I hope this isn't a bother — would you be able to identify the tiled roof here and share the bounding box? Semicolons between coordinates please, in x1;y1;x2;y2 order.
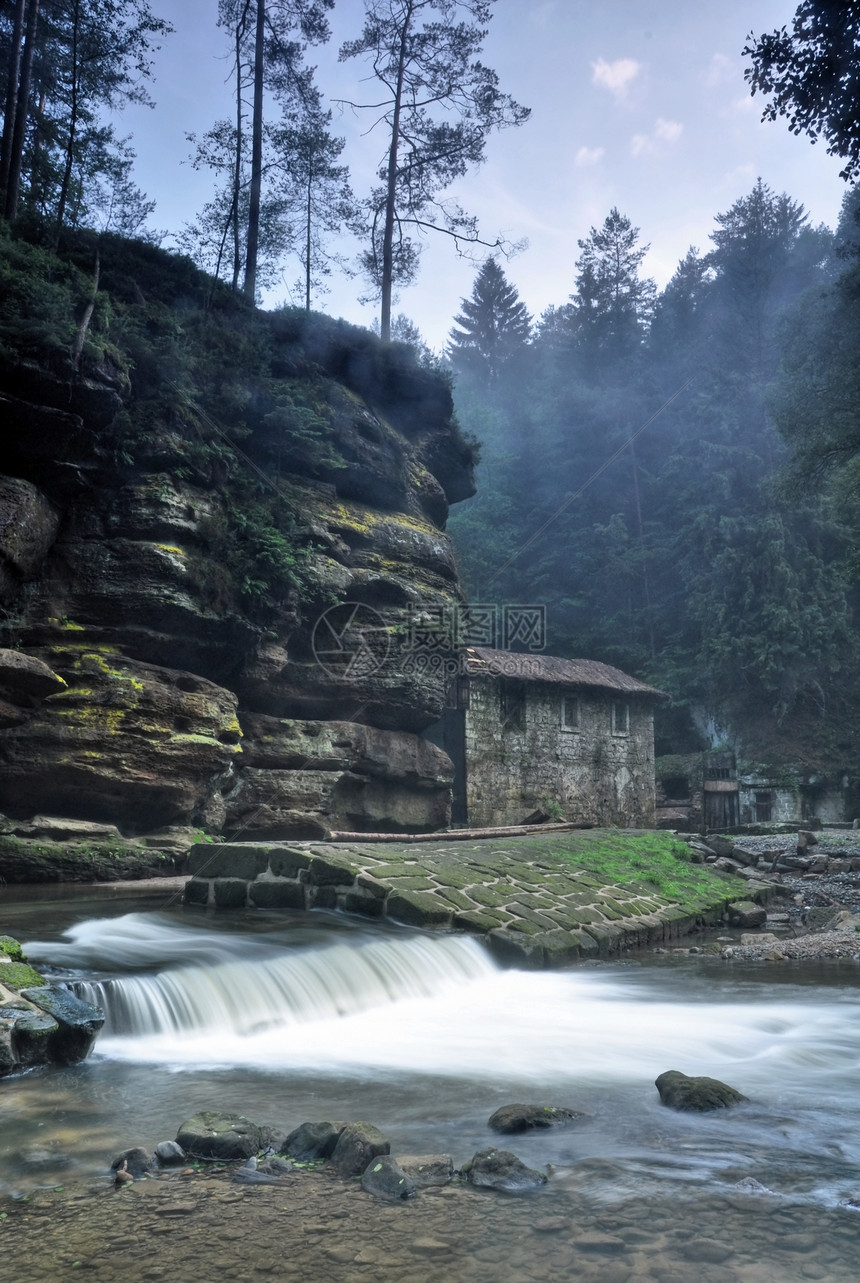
466;647;668;699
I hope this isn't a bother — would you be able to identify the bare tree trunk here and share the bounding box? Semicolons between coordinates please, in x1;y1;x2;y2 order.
4;0;40;221
72;246;100;370
304;165;312;310
231;7;247;290
629;436;655;660
379;0;413;342
0;0;27;204
243;0;264;304
54;0;80;244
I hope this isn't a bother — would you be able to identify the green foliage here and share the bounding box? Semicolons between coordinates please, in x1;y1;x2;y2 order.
743;2;860;181
448;258;532;386
0;231;94;366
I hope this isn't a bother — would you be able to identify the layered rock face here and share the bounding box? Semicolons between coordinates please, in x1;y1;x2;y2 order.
0;236;470;840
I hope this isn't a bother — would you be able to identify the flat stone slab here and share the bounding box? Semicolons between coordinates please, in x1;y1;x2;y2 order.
185;831;772;966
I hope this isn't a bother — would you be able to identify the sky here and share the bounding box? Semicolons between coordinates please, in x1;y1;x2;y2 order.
119;0;849;350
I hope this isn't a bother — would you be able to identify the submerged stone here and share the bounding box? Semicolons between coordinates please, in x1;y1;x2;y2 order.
488;1103;584;1134
463;1147;548;1192
655;1069;749;1112
398;1154;454;1188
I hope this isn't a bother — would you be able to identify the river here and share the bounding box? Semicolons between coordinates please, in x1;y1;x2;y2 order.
1;883;859;1281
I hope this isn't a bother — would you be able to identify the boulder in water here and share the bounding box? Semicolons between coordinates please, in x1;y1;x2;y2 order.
331;1122;390;1177
176;1111;263;1161
488;1103;583;1133
463;1147;548;1192
655;1070;749;1112
361;1155;416;1200
19;984;104;1065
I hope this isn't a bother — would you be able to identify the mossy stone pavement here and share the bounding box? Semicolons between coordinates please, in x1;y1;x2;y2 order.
186;830;774;967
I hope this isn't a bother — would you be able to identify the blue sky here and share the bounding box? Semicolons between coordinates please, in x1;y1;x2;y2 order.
122;0;848;348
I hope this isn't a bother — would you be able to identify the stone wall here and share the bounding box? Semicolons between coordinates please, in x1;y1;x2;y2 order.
464;679;657;828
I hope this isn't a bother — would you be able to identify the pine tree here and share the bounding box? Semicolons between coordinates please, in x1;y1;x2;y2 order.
569;207;655;374
0;0;171;234
215;0;334;302
448;258;531;385
338;0;529;340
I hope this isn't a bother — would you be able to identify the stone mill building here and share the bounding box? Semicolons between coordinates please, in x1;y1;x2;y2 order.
426;647;667;829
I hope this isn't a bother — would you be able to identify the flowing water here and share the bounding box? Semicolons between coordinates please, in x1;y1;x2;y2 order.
2;885;860;1281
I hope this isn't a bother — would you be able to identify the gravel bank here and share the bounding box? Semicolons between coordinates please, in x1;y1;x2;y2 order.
683;831;860;964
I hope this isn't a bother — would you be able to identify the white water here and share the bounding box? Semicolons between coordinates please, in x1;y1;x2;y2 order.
27;913;860;1097
9;905;860;1214
9;901;860;1281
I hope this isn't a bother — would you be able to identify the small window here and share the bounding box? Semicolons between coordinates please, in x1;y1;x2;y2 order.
500;680;525;732
611;701;630;735
662;775;689;800
562;695;580;731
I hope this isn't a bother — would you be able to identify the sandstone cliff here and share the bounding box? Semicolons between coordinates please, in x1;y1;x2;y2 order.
0;230;473;847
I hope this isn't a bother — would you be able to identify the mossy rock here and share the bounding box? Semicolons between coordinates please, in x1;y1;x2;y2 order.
0;936;25;962
432;886;475;911
386;889;452;928
1;960;47;990
453;909;511;933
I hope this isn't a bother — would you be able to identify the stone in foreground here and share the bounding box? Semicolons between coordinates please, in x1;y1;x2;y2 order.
176;1111;263;1161
111;1147;155;1179
488;1103;584;1133
279;1120;344;1161
655;1069;749;1112
331;1121;390;1177
361;1155;416;1200
463;1147;548;1192
398;1154;454;1188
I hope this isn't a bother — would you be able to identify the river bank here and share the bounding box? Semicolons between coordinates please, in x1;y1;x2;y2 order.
3;887;860;1282
3;1153;860;1283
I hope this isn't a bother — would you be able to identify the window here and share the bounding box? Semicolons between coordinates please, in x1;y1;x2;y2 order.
500;681;525;732
611;701;630;735
662;775;689;800
561;695;580;731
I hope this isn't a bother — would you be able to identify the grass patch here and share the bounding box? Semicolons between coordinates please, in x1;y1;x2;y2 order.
478;831;734;911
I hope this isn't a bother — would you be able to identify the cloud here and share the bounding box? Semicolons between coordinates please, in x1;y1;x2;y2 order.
630;119;683;157
575;145;605;167
704;52;734;87
724;163;755;186
655;118;683;144
591;57;641;99
732;94;757;115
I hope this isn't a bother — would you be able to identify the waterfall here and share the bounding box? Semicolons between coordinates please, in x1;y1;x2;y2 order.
68;931;497;1038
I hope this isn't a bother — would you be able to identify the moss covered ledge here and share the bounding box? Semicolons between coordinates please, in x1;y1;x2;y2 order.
184;830;774;966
